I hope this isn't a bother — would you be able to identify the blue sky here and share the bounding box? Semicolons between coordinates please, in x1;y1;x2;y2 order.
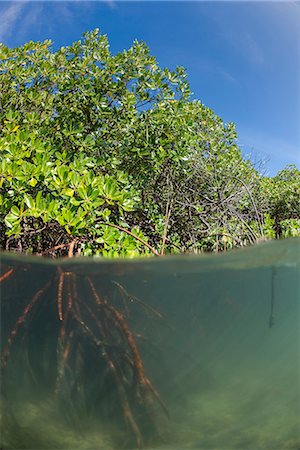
1;1;299;176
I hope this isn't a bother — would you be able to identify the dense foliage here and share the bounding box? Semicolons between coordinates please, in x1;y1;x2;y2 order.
0;29;299;257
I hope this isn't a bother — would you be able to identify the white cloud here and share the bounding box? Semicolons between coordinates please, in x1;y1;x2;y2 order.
198;5;265;68
219;69;239;85
242;31;264;66
0;1;46;44
219;27;265;68
0;1;115;47
0;2;26;42
104;0;117;10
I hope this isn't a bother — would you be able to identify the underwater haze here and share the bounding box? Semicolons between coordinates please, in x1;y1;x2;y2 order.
1;239;299;449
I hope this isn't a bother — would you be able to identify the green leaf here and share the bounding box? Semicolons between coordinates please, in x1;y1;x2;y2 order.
102;208;111;220
35;190;43;208
10;205;20;217
5;214;19;228
28;177;38;187
64;188;74;197
24;195;35;209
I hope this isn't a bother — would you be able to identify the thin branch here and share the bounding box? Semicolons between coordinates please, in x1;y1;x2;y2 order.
19;226;47;236
160;199;173;256
40;239;78;256
68;239;77;258
41;243;70;255
228;175;264;238
95;221;160;256
226;205;258;243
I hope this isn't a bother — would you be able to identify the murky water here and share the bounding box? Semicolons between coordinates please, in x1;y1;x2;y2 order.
1;239;299;449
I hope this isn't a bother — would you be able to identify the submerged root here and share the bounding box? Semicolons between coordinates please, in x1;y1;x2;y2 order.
1;280;52;369
0;267;14;283
1;266;167;449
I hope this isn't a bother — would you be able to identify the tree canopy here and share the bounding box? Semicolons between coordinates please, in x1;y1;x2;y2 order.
0;29;299;257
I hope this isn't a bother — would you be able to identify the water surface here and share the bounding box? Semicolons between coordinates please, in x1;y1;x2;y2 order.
1;239;299;449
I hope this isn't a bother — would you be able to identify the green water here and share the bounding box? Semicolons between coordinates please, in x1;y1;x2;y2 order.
1;239;299;449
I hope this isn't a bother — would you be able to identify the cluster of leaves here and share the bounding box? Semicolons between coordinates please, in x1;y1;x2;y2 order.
259;165;300;239
0;30;299;257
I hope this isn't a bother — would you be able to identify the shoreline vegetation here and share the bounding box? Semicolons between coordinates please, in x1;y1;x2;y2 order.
0;29;299;259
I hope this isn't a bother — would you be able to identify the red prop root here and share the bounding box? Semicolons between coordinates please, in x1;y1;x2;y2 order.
1;268;167;449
